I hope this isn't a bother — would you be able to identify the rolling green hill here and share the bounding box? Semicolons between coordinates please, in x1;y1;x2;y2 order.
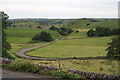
8;18;118;29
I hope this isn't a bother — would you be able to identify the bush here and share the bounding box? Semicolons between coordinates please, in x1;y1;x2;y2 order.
32;31;53;42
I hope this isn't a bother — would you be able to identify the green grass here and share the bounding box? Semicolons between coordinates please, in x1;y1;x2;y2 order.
6;27;62;39
89;19;118;29
68;31;87;38
26;36;113;58
7;37;32;43
65;19;117;29
45;59;118;75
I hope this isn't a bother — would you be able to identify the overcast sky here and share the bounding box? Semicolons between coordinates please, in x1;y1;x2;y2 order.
0;0;119;19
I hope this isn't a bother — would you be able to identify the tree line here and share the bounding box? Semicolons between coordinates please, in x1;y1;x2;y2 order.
87;27;120;37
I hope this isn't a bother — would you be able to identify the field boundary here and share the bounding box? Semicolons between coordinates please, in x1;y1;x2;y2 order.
2;58;120;78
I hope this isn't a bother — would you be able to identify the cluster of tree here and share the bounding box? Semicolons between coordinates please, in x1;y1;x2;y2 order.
2;12;13;59
32;31;53;42
87;27;120;37
106;36;120;58
49;26;74;36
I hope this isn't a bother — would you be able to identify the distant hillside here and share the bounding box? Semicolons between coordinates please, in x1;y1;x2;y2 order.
65;18;118;29
8;18;118;29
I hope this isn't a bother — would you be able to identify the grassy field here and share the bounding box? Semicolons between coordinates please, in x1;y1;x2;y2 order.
33;59;118;75
6;27;62;43
26;36;113;58
7;37;32;43
68;29;88;38
65;19;118;29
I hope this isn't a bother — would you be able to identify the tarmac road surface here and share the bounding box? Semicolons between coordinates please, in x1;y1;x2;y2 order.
2;69;55;79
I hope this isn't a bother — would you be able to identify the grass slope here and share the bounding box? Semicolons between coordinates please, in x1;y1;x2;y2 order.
6;27;62;43
26;36;113;58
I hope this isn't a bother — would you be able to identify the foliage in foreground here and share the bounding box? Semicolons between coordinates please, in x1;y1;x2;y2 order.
2;60;81;79
1;11;14;59
106;36;120;58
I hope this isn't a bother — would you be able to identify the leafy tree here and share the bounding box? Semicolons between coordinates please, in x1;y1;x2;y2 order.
49;25;56;30
1;12;13;59
32;31;53;42
87;29;96;37
111;28;120;35
58;27;73;36
37;26;42;29
86;23;90;26
96;27;111;37
106;36;120;58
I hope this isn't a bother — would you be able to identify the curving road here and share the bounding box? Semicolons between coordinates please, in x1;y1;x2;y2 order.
15;37;106;60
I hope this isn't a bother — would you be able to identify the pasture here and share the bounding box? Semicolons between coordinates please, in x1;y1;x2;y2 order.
26;36;113;58
6;27;62;43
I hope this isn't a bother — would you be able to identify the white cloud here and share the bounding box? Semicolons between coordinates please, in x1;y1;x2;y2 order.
0;0;119;18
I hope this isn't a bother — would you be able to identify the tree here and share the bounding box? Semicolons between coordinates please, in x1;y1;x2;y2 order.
37;26;42;29
32;31;53;42
111;28;120;35
75;30;79;33
58;27;73;36
87;29;96;37
86;23;90;26
1;12;13;59
49;25;56;30
106;36;120;58
96;27;111;37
